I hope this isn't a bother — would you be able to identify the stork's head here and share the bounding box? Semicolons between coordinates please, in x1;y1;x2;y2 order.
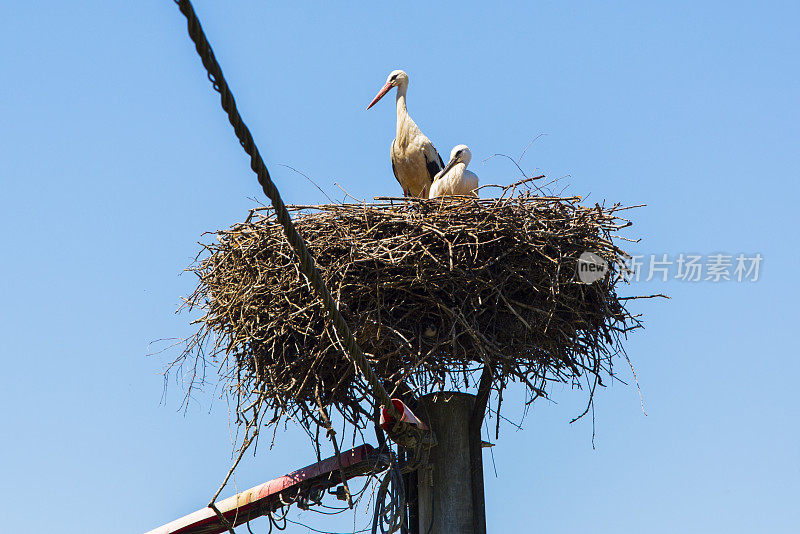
366;70;409;110
436;145;472;180
448;144;472;166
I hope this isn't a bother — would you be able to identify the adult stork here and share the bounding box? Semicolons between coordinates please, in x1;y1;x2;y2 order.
429;145;479;198
366;70;444;198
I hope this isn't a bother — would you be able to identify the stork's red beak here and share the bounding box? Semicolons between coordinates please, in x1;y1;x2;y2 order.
366;82;393;110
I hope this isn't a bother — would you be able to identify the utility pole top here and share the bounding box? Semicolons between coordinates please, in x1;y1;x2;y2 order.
417;392;486;534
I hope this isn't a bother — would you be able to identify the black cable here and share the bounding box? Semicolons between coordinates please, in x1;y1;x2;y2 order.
285;518;372;534
268;504;288;531
172;0;399;418
372;452;406;534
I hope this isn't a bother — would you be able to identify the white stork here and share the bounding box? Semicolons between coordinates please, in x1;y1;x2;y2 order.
366;70;444;198
429;144;479;198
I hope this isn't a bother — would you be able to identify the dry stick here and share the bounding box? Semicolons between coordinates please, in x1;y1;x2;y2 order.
517;133;548;164
208;431;256;534
623;351;647;417
276;164;336;205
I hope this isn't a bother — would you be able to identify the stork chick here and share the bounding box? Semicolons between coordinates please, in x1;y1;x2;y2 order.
429;145;479;198
367;70;444;198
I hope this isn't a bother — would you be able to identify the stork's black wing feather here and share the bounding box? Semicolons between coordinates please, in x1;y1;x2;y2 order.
425;146;445;184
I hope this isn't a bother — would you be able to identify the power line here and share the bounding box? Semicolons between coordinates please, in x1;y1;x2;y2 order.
172;0;399;420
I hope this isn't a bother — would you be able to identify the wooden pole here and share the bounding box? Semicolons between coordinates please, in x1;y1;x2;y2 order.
417;392;485;534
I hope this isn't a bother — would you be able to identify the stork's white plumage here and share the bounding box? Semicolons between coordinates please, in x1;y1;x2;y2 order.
367;70;444;198
429;145;479;198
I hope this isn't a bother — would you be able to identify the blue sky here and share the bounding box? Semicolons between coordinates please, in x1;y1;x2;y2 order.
2;1;799;532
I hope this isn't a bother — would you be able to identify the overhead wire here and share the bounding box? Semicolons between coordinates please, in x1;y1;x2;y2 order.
172;0;400;421
170;4;429;532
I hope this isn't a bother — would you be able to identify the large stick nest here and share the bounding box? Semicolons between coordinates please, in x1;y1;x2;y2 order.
175;191;641;444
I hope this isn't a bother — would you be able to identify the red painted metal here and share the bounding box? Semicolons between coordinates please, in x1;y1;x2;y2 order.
146;444;381;534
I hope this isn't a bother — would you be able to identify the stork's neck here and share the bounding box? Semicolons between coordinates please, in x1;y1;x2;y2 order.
395;83;410;138
451;162;468;178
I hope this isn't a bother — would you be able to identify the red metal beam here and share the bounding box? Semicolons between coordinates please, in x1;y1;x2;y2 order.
146;444;382;534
